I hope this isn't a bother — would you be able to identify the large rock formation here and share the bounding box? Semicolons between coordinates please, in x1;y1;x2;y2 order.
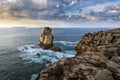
36;28;120;80
39;27;61;51
36;52;120;80
75;28;120;63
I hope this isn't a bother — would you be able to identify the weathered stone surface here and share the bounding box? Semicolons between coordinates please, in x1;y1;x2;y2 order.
40;27;53;49
76;28;120;61
36;52;120;80
36;28;120;80
39;27;61;51
111;56;120;64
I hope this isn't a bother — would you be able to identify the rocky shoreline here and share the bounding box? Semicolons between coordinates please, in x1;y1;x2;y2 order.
36;28;120;80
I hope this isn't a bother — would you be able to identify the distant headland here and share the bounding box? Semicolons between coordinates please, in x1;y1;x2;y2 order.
12;27;26;29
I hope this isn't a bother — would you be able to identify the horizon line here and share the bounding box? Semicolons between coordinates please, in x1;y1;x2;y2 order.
0;26;117;29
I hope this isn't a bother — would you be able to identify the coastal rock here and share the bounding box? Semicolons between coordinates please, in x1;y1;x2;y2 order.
36;52;120;80
39;27;61;51
111;56;120;64
76;28;120;61
35;53;41;58
36;28;120;80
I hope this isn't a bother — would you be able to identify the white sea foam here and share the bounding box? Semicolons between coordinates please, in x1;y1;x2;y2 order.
31;74;38;80
17;44;75;64
18;44;76;80
54;41;79;46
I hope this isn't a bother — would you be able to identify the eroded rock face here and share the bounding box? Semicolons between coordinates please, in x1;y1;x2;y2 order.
39;27;61;51
36;52;120;80
76;28;120;61
36;28;120;80
40;27;53;49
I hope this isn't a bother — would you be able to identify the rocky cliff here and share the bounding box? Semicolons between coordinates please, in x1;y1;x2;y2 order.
76;28;120;63
36;28;120;80
39;27;61;51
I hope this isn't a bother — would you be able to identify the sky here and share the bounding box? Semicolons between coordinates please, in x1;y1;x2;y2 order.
0;0;120;28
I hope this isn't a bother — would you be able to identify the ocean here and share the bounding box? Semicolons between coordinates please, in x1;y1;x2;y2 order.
0;28;108;80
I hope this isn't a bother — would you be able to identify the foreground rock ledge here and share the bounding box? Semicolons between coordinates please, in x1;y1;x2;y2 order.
36;28;120;80
39;27;61;52
36;52;120;80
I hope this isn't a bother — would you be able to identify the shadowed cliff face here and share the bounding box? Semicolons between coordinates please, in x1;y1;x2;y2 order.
36;28;120;80
39;27;61;51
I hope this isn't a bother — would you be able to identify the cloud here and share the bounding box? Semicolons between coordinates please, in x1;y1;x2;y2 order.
0;0;120;22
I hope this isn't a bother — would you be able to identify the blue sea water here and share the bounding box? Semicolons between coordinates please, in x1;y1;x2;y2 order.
0;28;109;80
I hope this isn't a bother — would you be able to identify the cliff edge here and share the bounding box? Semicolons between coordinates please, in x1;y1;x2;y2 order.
76;28;120;62
36;28;120;80
39;27;61;52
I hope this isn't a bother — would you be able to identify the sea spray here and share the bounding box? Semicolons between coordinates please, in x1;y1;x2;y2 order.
17;44;75;64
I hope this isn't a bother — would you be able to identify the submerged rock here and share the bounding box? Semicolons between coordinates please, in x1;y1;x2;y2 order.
35;53;41;58
36;28;120;80
39;27;61;52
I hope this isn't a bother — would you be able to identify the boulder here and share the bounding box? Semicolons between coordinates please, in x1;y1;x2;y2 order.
39;27;61;51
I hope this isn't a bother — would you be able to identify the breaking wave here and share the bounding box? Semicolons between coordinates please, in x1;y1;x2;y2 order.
17;44;75;64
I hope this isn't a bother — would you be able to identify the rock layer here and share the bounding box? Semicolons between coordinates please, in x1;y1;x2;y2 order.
39;27;61;51
36;28;120;80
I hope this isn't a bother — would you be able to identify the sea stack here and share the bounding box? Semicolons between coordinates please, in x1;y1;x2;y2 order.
39;27;61;51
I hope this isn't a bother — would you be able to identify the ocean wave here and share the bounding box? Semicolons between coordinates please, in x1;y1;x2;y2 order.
17;45;75;64
54;41;79;46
